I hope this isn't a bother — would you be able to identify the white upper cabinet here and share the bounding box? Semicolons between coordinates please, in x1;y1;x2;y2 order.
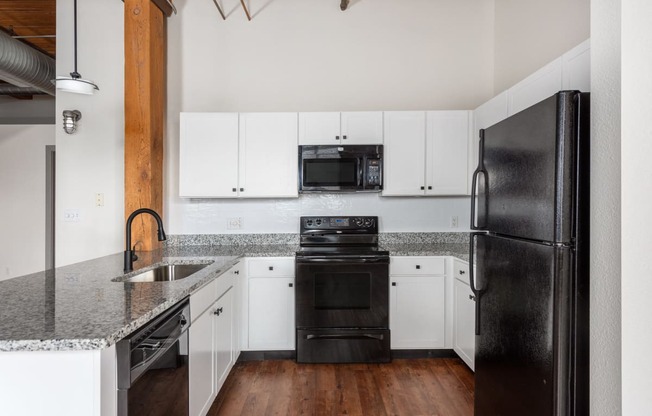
239;113;298;198
179;113;239;198
298;112;341;145
340;112;384;144
383;111;470;196
382;111;426;196
179;112;298;199
470;92;509;191
562;39;591;92
508;58;563;116
298;111;383;145
425;111;471;196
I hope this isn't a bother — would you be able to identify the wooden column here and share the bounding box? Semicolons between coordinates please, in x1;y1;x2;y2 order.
124;0;166;252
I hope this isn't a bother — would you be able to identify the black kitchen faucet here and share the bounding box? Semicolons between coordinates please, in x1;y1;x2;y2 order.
124;208;166;273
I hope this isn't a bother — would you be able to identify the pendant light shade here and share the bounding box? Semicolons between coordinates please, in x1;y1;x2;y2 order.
53;0;99;94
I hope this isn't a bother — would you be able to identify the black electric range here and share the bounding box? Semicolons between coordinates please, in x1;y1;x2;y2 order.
295;216;391;363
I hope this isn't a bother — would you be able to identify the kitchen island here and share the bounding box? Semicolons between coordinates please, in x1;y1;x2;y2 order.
0;235;469;416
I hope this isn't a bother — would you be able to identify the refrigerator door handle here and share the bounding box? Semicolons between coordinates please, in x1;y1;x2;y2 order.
470;131;487;230
469;232;485;335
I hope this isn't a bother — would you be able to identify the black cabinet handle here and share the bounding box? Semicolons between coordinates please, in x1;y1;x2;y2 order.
289;283;293;287
214;307;223;316
232;188;236;192
459;270;466;275
420;186;425;190
416;265;421;269
391;282;396;286
269;266;274;271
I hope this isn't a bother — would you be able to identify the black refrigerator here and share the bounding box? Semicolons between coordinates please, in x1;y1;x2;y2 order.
469;91;589;416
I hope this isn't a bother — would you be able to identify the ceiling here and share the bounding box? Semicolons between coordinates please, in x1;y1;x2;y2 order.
0;0;55;97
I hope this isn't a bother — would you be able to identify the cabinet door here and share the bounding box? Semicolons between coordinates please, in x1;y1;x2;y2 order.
213;288;234;392
562;39;590;92
248;277;295;350
298;112;341;145
239;113;298;198
508;58;563;116
340;111;383;144
390;275;445;349
189;308;215;416
425;111;470;195
453;278;475;371
382;111;426;196
179;113;239;198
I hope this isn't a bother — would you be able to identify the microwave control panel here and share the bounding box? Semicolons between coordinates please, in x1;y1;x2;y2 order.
366;159;382;186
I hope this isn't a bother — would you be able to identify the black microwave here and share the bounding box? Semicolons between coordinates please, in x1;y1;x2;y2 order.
298;145;383;193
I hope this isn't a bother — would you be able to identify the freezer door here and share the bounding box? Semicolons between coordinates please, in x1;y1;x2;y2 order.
474;234;574;416
478;91;584;243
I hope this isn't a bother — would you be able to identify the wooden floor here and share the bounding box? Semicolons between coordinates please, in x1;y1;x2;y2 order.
207;358;474;416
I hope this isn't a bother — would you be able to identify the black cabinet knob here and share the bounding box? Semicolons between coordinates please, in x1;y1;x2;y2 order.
234;270;239;275
428;186;432;190
391;282;396;286
289;283;293;288
214;307;224;316
232;188;236;192
469;295;476;301
416;265;421;269
343;135;347;140
420;186;425;190
240;188;244;192
336;135;340;140
459;270;466;275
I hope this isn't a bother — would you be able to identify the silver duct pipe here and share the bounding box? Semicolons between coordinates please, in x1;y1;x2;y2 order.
0;85;46;95
0;30;55;96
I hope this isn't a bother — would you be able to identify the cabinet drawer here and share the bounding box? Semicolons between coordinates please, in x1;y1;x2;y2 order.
248;257;295;277
453;259;470;284
190;279;218;322
390;256;446;275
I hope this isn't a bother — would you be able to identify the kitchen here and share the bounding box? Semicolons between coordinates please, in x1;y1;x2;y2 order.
0;0;643;415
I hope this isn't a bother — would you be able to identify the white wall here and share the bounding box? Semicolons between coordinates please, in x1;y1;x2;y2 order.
166;0;491;235
0;125;54;280
0;96;55;124
622;1;652;412
590;0;622;414
494;0;590;94
54;0;125;267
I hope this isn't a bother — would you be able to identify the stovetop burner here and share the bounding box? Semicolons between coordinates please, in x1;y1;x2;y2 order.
297;216;387;258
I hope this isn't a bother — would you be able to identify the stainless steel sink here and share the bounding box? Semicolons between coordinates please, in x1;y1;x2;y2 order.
121;263;210;283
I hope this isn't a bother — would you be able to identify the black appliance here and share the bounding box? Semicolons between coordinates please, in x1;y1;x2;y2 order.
295;216;390;363
298;145;383;192
117;299;190;416
469;91;589;416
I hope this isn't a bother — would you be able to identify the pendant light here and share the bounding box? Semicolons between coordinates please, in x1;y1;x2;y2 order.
53;0;99;94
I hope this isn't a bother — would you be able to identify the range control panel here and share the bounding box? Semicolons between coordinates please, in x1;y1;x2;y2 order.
300;216;378;232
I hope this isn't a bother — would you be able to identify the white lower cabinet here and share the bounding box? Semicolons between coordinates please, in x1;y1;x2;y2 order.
389;256;446;349
453;259;475;371
189;265;239;416
246;258;295;351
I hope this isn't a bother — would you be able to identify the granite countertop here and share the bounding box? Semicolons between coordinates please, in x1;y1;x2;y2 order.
0;236;469;353
0;244;297;353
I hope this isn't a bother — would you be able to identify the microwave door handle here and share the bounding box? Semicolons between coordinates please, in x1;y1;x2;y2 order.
358;159;363;187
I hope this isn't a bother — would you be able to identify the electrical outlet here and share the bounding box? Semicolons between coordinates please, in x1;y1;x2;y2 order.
450;215;459;228
64;209;81;222
227;217;242;230
95;193;104;207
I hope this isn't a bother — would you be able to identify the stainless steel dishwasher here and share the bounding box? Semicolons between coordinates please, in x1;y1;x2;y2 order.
117;299;190;416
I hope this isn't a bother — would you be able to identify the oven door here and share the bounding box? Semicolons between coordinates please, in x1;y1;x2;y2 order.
295;256;389;329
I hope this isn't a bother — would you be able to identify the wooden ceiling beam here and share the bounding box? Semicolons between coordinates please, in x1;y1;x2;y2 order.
124;0;166;252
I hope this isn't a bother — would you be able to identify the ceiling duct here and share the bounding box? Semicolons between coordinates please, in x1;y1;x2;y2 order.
0;30;56;96
0;85;46;95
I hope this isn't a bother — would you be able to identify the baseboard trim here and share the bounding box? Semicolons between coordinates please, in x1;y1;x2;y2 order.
237;349;457;361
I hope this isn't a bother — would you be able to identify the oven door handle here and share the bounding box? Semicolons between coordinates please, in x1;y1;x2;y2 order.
306;333;385;341
296;257;389;263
